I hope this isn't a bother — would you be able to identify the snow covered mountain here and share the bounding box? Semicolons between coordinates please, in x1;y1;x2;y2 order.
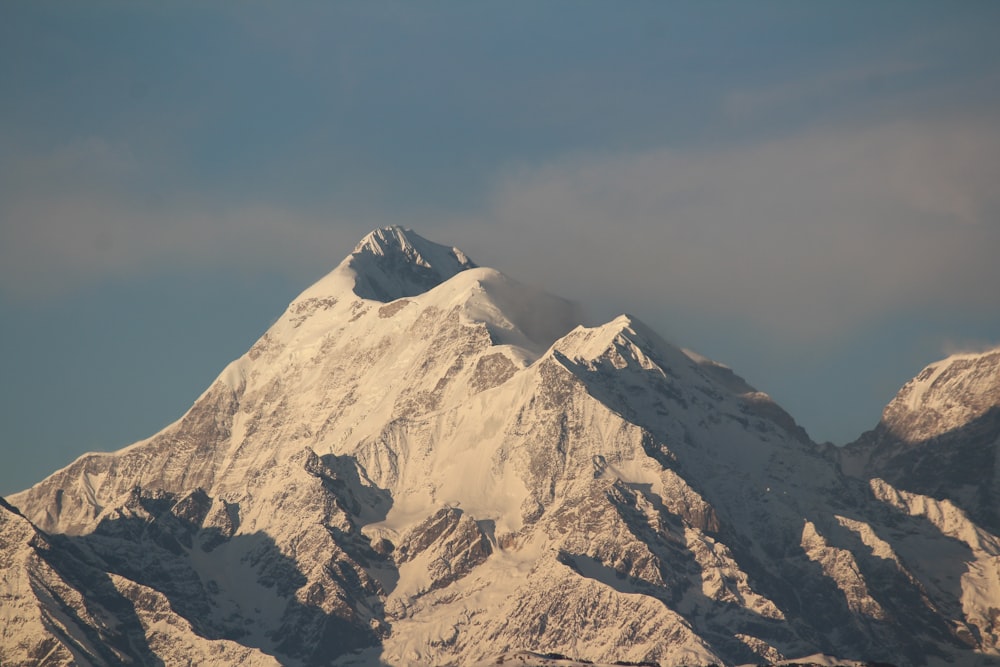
841;348;1000;539
3;227;1000;666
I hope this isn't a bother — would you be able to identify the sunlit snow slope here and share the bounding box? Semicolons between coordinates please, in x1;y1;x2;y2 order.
4;227;1000;667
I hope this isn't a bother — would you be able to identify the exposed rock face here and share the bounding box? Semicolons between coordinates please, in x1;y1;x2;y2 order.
3;227;1000;666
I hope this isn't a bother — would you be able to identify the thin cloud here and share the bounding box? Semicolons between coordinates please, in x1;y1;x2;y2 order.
441;115;1000;345
0;195;367;300
5;115;999;354
724;60;928;119
0;138;371;299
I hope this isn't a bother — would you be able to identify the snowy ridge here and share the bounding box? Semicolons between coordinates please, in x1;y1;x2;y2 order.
4;228;1000;666
881;346;1000;443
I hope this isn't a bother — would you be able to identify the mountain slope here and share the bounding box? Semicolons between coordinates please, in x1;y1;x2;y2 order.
0;497;279;667
841;348;1000;533
5;227;1000;666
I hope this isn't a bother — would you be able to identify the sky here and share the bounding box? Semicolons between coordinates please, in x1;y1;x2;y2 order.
2;2;1000;496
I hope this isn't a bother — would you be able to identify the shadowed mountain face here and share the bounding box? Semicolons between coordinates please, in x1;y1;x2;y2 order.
3;227;999;666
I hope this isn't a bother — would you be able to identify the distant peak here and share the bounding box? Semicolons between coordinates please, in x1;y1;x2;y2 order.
353;226;422;259
353;226;472;268
879;346;1000;442
347;227;476;302
293;227;478;305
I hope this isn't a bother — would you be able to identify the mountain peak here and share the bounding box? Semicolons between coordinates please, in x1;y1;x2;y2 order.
348;226;477;302
880;346;1000;442
291;226;478;304
351;226;467;265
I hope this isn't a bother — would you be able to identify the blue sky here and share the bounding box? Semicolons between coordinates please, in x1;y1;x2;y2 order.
2;2;999;496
